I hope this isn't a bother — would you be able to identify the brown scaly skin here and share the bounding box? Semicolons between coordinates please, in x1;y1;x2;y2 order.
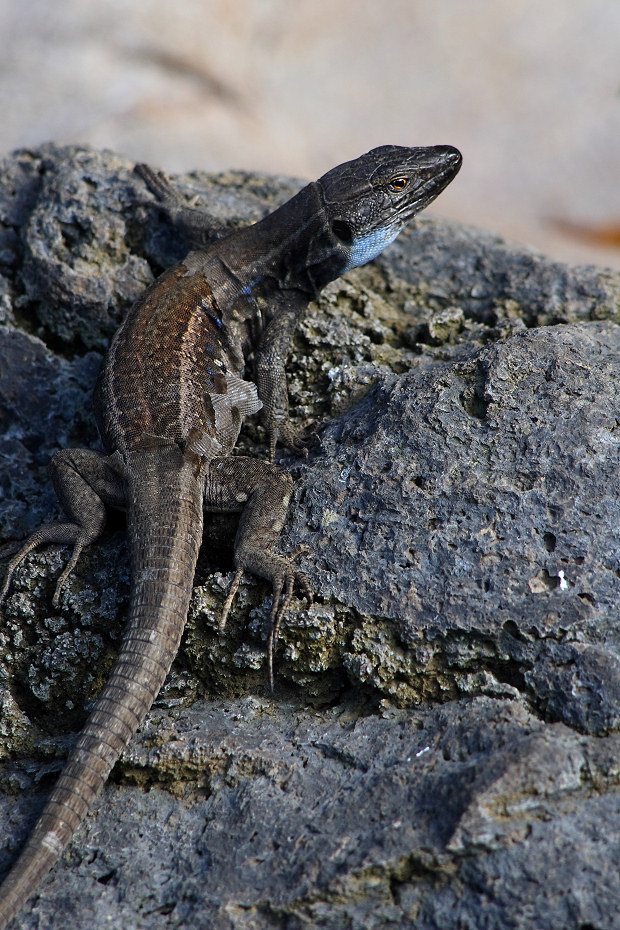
0;144;461;928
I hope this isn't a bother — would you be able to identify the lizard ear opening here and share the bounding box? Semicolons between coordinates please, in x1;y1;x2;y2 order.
331;219;354;245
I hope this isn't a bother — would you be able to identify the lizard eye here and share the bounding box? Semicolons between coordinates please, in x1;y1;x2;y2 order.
389;177;408;192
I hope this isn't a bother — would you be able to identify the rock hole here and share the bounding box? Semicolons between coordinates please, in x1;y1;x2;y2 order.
367;327;385;345
543;532;556;552
459;386;488;420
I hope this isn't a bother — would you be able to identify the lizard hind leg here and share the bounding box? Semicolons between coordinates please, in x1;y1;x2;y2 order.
206;457;311;687
0;449;125;606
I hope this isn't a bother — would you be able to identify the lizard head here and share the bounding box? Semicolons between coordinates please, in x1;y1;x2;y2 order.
318;144;462;271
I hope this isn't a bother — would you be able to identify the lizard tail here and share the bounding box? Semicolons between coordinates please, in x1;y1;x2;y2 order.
0;448;204;929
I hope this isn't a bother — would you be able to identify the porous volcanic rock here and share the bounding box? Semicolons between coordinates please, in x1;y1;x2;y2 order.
1;144;620;929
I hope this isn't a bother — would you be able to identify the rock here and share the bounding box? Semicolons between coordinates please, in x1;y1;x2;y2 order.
1;144;620;929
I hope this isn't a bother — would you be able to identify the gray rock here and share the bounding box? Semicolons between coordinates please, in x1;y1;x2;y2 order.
1;144;620;929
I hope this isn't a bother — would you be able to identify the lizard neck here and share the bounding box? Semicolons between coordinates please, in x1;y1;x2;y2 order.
211;181;348;299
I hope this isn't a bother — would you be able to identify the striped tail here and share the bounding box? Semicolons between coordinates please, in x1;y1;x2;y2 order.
0;446;205;929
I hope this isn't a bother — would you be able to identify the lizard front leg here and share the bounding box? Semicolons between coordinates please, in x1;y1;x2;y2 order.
0;449;125;606
205;456;310;687
253;290;310;460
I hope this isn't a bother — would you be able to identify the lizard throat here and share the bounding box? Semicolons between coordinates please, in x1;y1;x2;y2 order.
342;224;402;271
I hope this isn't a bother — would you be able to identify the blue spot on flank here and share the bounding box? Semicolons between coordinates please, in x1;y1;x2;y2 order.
202;302;223;328
241;275;264;297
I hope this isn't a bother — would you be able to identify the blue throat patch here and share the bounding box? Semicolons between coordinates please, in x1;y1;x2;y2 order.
343;224;401;271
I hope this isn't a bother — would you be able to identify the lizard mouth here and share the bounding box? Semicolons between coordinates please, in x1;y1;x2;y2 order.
399;149;462;222
400;166;460;223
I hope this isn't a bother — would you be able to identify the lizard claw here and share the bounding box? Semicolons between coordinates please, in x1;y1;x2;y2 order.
51;540;89;607
268;422;315;462
219;562;310;693
267;564;311;691
0;532;49;607
220;567;244;629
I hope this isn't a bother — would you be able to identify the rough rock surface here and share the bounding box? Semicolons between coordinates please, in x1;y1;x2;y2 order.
1;144;620;929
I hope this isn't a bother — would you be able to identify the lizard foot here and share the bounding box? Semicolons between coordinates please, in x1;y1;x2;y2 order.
219;567;244;630
0;525;88;607
268;422;316;463
0;447;120;607
219;557;311;691
266;561;312;692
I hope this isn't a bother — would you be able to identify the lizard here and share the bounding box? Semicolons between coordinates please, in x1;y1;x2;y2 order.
0;143;461;928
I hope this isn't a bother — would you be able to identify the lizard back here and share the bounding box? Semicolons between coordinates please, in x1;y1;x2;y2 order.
96;254;262;458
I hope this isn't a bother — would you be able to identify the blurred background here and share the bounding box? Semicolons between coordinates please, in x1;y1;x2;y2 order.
1;0;619;269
